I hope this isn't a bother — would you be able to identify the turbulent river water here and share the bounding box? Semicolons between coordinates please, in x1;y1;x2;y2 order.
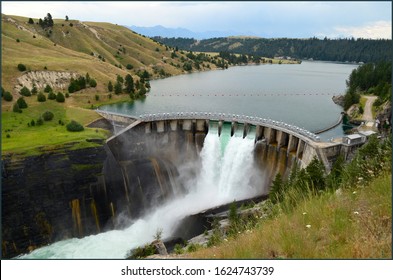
20;128;261;259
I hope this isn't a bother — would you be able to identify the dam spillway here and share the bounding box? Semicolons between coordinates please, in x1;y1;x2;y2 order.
8;111;366;259
19;124;266;258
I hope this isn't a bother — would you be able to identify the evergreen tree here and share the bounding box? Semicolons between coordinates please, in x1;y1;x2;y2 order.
16;97;28;109
19;86;31;97
114;81;122;94
107;81;113;92
31;85;38;95
13;102;22;113
28;18;34;24
269;173;284;203
44;84;53;93
56;92;65;103
124;74;134;93
37;92;46;102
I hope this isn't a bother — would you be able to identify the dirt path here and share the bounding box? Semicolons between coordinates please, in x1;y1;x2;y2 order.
363;95;377;121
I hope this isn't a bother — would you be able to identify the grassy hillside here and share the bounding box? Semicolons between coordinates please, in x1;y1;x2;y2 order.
1;14;216;92
188;172;391;259
1;13;223;155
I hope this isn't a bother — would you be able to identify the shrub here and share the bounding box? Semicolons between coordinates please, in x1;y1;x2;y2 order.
16;39;20;43
48;92;56;100
65;93;70;98
107;81;113;92
36;117;44;126
30;119;36;126
31;85;38;95
44;84;53;93
3;91;13;101
95;95;99;101
56;92;65;103
89;79;97;88
17;63;26;71
126;64;133;70
20;86;31;97
66;120;84;132
37;92;46;102
16;97;28;109
13;103;22;113
42;111;54;121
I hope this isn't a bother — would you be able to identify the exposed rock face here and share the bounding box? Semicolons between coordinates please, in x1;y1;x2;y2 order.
2;146;107;259
15;71;79;92
332;95;345;107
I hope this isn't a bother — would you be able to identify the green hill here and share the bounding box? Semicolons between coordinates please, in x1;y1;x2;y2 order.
1;14;220;92
0;13;223;155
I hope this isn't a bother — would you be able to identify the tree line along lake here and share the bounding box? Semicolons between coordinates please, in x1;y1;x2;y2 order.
99;61;359;140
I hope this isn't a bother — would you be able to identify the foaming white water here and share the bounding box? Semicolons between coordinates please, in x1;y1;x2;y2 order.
19;131;260;259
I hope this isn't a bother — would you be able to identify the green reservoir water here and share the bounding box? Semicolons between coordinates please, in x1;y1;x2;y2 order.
100;61;358;140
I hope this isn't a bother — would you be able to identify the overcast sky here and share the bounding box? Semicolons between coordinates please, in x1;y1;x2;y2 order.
2;1;391;39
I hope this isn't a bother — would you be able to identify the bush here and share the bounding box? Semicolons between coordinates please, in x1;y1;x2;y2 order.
126;64;133;70
17;63;26;71
13;103;22;113
66;120;84;132
20;86;31;97
37;92;46;102
89;79;97;88
44;85;53;93
30;119;36;126
65;93;70;98
48;92;56;100
56;92;65;103
3;91;13;101
42;111;54;121
36;117;44;126
31;85;38;95
16;97;28;109
95;95;99;101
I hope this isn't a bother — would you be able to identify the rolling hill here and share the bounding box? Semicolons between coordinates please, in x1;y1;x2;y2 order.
1;14;221;94
0;13;224;154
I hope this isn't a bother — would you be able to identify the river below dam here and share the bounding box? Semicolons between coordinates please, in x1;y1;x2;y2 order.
20;127;262;258
18;61;358;259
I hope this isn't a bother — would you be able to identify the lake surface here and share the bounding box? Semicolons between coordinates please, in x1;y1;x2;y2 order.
100;61;358;140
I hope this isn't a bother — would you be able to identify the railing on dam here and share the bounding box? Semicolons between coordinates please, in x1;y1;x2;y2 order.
137;112;321;142
96;109;322;142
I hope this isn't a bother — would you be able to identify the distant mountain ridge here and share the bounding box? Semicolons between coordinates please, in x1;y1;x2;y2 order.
127;25;247;40
153;36;392;63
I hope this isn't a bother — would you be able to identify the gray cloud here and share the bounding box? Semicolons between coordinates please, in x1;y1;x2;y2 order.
1;1;391;39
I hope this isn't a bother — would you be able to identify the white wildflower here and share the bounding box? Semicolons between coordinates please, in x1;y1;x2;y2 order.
306;225;311;228
353;211;359;215
303;212;307;215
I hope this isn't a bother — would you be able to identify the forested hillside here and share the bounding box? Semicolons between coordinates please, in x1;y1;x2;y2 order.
343;61;392;110
153;36;391;63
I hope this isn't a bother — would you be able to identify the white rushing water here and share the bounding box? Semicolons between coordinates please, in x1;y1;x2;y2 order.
19;131;261;259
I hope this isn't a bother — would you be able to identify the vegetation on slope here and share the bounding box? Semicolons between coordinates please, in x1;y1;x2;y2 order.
153;36;392;63
343;61;392;111
1;13;236;155
185;135;392;259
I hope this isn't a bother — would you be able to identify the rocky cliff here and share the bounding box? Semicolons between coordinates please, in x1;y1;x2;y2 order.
2;146;107;258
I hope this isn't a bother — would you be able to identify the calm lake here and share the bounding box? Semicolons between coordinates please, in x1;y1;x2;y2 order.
100;61;358;140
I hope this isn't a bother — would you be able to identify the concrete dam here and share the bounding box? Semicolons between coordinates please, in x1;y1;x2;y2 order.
6;110;367;258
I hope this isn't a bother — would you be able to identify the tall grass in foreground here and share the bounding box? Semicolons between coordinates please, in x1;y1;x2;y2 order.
189;136;392;259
